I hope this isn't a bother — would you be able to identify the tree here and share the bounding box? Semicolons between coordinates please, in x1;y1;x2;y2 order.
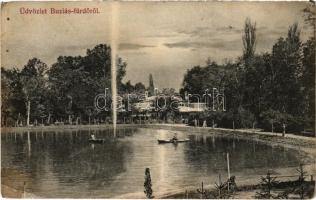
148;74;155;96
242;18;256;66
1;43;130;126
121;80;135;93
1;68;25;126
255;171;279;199
265;24;303;117
135;82;146;93
219;61;243;114
302;5;315;37
1;69;11;126
48;56;87;121
20;58;47;126
117;57;127;92
144;168;154;198
253;23;305;133
241;54;271;120
301;38;315;132
182;61;226;97
48;44;127;123
161;88;176;96
239;18;257;124
180;19;313;133
295;164;308;199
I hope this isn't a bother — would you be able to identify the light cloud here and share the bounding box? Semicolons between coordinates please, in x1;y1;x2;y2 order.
119;43;155;50
164;39;242;52
2;1;314;90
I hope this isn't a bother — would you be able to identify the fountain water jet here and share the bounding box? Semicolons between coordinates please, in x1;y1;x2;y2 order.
110;2;119;137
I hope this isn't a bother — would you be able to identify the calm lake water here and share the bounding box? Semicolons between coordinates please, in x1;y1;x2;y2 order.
1;127;305;198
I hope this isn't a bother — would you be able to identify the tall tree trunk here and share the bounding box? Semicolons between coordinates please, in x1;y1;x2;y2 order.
26;100;31;126
47;113;51;125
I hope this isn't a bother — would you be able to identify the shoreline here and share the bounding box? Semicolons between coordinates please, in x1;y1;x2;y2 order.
2;123;315;157
2;123;316;139
1;124;134;133
146;124;316;166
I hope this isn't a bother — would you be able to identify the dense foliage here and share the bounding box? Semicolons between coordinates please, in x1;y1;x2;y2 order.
2;45;128;125
181;21;315;133
1;18;315;133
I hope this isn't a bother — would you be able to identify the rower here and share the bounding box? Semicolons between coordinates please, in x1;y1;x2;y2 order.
91;134;96;140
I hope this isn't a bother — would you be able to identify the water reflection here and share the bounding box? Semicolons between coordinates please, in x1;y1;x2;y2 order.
1;128;305;198
27;131;31;157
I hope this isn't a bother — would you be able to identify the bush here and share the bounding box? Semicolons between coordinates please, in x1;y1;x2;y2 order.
259;109;304;133
205;108;255;129
238;107;256;128
187;108;257;129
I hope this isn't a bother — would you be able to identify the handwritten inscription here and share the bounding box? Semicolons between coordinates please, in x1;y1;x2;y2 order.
20;7;100;14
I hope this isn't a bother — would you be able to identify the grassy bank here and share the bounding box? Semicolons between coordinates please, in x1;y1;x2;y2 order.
162;180;315;199
1;124;136;133
141;124;316;199
143;124;316;158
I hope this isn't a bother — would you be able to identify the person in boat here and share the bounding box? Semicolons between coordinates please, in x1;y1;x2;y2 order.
171;135;178;142
91;134;96;140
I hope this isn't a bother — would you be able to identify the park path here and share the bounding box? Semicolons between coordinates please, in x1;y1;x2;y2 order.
149;123;316;142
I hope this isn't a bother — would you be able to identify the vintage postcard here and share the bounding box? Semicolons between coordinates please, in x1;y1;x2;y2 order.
1;1;315;199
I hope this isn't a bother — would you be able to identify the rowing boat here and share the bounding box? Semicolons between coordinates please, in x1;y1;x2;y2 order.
88;139;106;143
157;139;190;144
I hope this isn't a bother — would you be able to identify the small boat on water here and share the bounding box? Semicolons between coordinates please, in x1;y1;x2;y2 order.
88;138;106;143
157;138;190;144
89;134;106;143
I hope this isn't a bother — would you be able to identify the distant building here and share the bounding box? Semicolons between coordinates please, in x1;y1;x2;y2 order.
134;101;155;112
178;102;207;113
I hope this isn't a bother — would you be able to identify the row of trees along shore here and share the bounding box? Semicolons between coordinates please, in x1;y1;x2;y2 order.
1;17;315;133
181;19;315;133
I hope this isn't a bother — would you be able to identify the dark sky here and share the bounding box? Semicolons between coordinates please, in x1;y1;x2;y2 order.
2;1;314;90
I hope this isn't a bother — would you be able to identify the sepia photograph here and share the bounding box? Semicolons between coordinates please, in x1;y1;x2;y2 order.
1;1;315;199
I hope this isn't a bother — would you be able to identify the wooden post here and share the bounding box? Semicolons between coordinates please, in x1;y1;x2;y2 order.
233;120;235;130
47;113;51;125
201;182;204;199
197;182;204;199
26;100;31;126
227;152;230;191
23;181;26;198
220;173;222;183
27;131;31;157
267;171;272;196
218;174;222;197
